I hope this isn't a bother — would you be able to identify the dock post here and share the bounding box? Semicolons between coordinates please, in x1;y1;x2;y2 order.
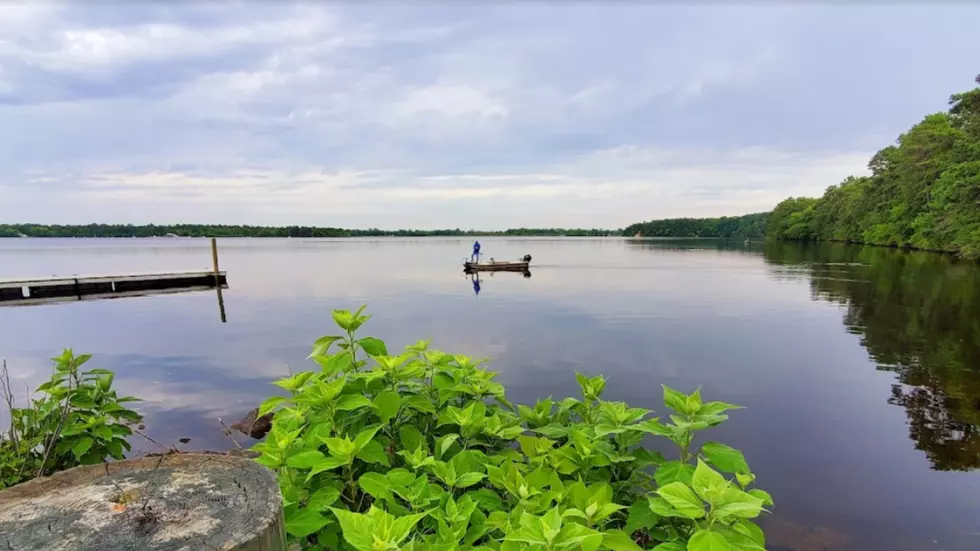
211;237;227;323
211;237;221;285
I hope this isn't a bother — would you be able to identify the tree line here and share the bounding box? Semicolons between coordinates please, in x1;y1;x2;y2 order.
768;76;980;258
622;212;768;238
0;224;619;238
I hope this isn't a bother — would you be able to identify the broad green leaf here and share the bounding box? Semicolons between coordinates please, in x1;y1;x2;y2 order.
655;461;696;487
533;424;569;439
602;530;644;551
652;544;686;551
96;373;113;392
685;388;703;414
403;394;436;414
71;437;94;459
648;498;681;519
648;496;684;519
286;508;332;538
554;522;602;551
688;529;731;551
456;472;487;488
307;456;348;479
313;353;350;376
355;440;390;465
662;385;690;414
374;390;402;423
734;521;766;547
358;472;393;500
625;500;660;533
287;449;327;468
735;472;756;488
700;441;751;475
329;508;376;551
465;488;504;511
691;459;729;504
633;418;672;437
437;434;460;458
310;335;343;357
357;336;388;356
747;489;774;507
325;437;354;459
335;394;374;411
389;511;428;545
698;401;743;416
307;487;341;511
399;425;425;451
656;482;705;519
594;423;628;437
258;395;287;416
518;435;555;458
353;425;382;452
273;371;314;392
714;487;765;519
387;468;416;487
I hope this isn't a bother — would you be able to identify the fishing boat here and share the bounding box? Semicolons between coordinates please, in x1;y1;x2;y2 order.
464;254;532;273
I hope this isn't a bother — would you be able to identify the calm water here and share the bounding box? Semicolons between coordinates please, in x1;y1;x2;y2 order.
1;237;978;550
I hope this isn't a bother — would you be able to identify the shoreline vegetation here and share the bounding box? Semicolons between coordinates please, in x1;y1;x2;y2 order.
0;225;619;238
2;308;773;550
767;78;980;259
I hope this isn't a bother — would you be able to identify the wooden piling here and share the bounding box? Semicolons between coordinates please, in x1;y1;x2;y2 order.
211;237;228;322
211;237;222;286
0;453;286;551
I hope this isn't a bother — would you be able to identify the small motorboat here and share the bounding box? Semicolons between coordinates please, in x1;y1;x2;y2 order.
464;254;532;273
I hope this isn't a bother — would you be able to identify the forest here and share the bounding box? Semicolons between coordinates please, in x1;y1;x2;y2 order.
0;224;617;238
768;77;980;258
622;212;768;238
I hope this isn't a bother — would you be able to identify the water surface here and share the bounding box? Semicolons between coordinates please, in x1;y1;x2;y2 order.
1;237;978;551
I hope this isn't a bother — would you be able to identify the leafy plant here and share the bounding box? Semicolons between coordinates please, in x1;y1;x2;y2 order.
255;307;773;550
1;351;142;488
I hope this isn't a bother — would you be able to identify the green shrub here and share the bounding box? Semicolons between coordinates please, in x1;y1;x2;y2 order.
254;307;773;551
0;350;142;488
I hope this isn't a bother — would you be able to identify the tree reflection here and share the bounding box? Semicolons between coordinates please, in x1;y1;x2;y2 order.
764;241;980;471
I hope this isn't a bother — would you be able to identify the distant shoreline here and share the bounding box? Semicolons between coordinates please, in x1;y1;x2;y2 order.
0;224;620;239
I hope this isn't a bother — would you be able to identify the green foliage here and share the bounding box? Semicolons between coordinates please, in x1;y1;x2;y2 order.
254;306;771;550
623;214;768;239
0;224;618;239
768;79;980;258
0;351;142;488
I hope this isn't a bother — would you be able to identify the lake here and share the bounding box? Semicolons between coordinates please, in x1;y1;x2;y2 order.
1;237;978;551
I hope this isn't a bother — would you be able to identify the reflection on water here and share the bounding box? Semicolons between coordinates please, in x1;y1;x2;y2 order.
764;241;980;472
465;270;532;295
1;237;979;550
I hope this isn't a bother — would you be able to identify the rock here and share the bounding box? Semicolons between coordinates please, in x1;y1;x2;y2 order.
230;408;274;440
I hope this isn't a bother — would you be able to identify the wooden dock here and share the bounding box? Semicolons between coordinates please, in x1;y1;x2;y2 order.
0;270;228;306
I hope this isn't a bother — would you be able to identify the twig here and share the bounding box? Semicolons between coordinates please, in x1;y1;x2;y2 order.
132;428;169;451
1;360;18;449
35;373;74;478
217;417;244;451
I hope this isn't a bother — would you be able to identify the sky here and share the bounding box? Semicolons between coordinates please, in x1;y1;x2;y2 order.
0;3;978;229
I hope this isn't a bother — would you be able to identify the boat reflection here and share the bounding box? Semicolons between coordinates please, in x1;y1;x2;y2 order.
465;269;531;295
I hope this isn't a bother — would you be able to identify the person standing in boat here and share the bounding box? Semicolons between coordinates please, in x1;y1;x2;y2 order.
472;240;481;262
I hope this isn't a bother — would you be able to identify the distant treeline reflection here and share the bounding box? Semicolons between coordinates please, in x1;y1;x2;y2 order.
765;241;980;471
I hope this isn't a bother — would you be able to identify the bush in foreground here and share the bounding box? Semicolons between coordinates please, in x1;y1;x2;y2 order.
0;351;142;488
255;307;773;550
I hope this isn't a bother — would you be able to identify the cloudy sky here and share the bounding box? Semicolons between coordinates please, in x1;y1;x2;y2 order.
1;3;977;229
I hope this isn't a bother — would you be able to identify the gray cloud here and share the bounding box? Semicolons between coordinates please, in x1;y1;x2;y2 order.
0;3;977;228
